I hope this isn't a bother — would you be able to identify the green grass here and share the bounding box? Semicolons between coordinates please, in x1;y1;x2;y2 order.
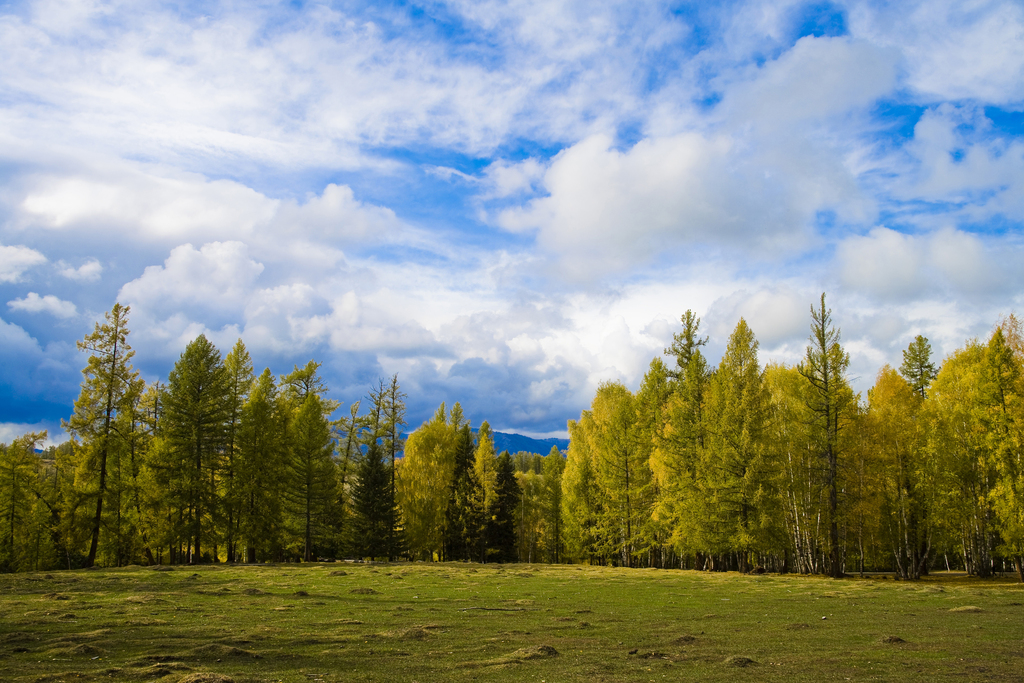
1;563;1022;682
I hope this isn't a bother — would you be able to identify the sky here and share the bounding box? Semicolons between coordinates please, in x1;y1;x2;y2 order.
2;0;1024;445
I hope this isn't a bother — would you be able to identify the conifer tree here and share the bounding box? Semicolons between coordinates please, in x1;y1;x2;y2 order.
236;369;286;562
350;442;393;559
222;339;254;562
64;303;137;567
487;451;521;562
286;394;337;562
798;294;853;578
163;335;230;563
900;335;938;399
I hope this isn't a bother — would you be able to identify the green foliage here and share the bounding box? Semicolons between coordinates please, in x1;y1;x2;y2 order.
900;334;938;398
488;451;521;562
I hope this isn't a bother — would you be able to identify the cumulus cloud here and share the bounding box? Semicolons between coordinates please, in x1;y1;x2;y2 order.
0;244;47;282
837;226;1016;300
58;258;102;281
7;292;78;318
118;242;265;349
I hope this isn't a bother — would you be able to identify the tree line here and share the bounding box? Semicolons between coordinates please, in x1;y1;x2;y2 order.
562;295;1024;581
2;296;1023;581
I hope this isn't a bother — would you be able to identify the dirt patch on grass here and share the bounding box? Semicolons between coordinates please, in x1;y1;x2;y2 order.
724;655;757;667
674;634;698;643
294;590;309;596
47;643;105;657
329;570;347;576
950;606;983;613
41;593;71;601
350;587;377;595
124;595;166;604
331;618;364;625
242;588;266;595
0;632;36;644
785;622;811;630
187;644;261;659
880;635;906;644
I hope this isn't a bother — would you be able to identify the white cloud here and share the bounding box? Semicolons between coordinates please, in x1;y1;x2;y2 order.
58;258;103;281
0;244;47;282
852;0;1024;104
0;421;67;448
7;292;78;318
118;242;265;338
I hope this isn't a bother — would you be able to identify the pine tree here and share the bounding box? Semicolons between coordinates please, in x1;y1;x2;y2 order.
900;335;938;399
63;302;138;567
350;443;393;559
163;335;230;564
487;451;521;563
444;425;484;561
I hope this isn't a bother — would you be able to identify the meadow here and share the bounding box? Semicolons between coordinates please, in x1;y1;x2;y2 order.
0;563;1021;682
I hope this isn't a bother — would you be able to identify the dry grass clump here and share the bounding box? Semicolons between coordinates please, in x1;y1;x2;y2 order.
242;588;265;595
509;644;559;660
329;570;347;576
178;674;235;683
46;643;105;657
950;606;983;613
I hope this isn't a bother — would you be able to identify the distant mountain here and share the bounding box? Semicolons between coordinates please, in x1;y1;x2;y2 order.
475;429;568;456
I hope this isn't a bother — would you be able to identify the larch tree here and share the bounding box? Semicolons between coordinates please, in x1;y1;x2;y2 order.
866;366;932;579
982;327;1024;581
286;393;337;562
540;446;565;563
222;339;254;562
702;318;779;571
0;432;47;572
798;294;854;579
63;302;138;568
397;403;458;560
236;369;287;562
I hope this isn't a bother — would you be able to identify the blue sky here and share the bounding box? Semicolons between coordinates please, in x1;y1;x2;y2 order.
2;0;1024;443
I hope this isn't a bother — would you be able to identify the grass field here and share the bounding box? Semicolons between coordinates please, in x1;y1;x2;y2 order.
1;563;1022;682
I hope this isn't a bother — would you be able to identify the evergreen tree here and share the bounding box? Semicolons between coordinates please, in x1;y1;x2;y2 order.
900;335;938;399
63;303;137;567
163;335;230;563
487;451;521;563
444;425;485;561
350;443;393;559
